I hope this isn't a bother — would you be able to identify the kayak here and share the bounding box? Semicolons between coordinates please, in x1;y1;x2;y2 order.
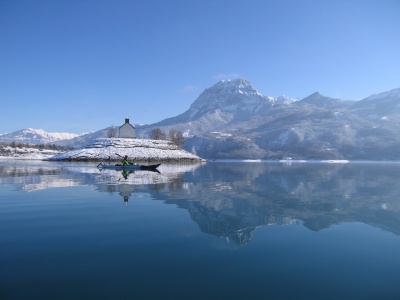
97;163;161;171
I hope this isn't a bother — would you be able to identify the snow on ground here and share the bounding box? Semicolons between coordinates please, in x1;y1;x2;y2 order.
49;138;203;162
210;132;233;138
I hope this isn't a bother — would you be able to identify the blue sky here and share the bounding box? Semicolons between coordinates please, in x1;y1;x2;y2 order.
1;0;399;133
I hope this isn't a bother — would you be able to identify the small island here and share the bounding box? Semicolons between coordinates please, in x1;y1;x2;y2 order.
49;118;203;162
48;138;203;162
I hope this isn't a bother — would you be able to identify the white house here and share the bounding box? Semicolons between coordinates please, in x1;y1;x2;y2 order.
119;117;135;138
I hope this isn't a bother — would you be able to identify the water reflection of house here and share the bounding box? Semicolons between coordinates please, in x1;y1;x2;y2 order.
118;184;135;205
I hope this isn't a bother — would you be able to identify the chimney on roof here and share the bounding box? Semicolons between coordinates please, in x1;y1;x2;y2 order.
125;117;129;124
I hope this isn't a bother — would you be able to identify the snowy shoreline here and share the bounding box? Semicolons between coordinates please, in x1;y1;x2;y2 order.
0;146;61;160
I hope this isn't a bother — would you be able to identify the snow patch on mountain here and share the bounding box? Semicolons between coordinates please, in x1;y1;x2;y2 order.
334;112;346;120
211;132;233;138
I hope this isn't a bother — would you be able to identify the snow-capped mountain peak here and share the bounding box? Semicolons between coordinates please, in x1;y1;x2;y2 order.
216;78;262;96
0;128;80;144
188;78;275;119
143;78;302;137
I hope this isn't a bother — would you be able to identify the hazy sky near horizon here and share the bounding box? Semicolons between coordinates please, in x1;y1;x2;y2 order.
1;0;399;133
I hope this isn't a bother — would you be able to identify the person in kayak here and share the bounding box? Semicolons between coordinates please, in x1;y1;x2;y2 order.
122;155;130;166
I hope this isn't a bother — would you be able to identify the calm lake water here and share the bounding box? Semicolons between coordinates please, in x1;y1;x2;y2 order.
1;160;400;300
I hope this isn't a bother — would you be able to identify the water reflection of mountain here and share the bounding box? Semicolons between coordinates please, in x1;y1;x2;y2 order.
1;161;400;245
148;162;400;244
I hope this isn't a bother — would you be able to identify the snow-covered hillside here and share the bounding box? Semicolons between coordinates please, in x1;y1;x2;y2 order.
351;87;400;118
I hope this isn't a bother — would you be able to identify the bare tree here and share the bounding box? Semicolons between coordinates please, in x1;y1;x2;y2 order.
168;128;185;147
150;128;166;140
107;126;118;138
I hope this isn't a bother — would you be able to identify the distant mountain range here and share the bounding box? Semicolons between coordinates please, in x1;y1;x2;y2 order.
139;78;400;160
2;78;400;160
0;128;80;144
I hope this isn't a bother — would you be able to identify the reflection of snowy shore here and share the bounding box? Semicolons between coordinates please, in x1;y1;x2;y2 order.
0;174;81;191
0;162;204;191
21;178;80;191
0;164;72;191
64;163;203;185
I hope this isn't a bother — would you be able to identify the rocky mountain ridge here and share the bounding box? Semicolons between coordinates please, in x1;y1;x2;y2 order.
139;78;299;137
139;79;400;160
